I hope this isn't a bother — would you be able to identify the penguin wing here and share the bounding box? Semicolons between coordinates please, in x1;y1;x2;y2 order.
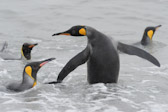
117;42;160;67
47;46;90;84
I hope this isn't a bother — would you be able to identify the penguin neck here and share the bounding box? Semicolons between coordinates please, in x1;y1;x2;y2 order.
21;49;31;61
86;26;104;41
141;34;152;46
21;54;27;61
21;72;36;89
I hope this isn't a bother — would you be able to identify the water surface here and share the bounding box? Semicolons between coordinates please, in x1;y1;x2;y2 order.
0;0;168;111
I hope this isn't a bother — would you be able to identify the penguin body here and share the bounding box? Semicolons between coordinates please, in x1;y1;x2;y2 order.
48;25;160;84
86;27;119;83
7;58;55;92
7;74;34;92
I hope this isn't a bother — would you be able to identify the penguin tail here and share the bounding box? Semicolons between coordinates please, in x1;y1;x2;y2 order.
117;42;160;67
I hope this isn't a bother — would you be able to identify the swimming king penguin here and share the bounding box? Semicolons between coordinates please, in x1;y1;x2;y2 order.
0;43;38;60
7;58;55;92
21;43;38;60
141;25;161;45
47;25;160;84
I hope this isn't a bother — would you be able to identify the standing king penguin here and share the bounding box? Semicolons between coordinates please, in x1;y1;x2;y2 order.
0;43;38;60
48;25;160;84
7;58;55;92
141;25;161;45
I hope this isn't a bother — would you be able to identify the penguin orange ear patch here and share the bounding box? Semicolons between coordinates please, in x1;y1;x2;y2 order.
147;30;154;40
25;66;33;79
79;28;86;36
28;45;35;48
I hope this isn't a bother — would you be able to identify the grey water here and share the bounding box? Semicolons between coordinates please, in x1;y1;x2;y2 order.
0;0;168;112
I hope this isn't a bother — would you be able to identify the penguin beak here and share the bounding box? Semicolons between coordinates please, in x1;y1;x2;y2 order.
28;43;38;48
39;58;55;67
52;31;71;36
155;25;162;30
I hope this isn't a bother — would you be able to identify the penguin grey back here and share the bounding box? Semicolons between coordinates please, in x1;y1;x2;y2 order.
86;27;120;83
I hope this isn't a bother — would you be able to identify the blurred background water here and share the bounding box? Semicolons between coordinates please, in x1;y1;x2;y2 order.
0;0;168;112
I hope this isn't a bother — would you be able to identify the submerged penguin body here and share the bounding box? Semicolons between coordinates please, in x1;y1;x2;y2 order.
7;75;34;92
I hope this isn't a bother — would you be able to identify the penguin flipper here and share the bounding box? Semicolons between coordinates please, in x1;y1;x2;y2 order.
47;46;90;84
117;42;160;67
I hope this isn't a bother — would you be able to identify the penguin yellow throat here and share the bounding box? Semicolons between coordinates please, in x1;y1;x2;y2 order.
147;30;154;40
25;66;37;87
32;81;37;87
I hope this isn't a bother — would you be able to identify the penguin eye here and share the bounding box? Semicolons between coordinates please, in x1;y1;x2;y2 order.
72;30;76;35
24;49;31;53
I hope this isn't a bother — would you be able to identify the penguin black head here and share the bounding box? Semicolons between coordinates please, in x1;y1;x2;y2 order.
144;25;161;40
24;58;55;87
52;25;86;36
141;25;161;45
21;43;38;60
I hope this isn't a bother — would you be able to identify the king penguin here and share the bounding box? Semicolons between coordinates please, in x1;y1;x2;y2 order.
0;43;38;60
21;43;38;60
141;25;161;45
7;58;55;92
48;25;160;84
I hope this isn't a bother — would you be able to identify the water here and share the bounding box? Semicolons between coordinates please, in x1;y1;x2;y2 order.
0;0;168;111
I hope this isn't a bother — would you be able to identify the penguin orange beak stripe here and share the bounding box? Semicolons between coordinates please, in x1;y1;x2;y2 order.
28;43;38;48
59;33;71;36
39;58;55;67
52;32;71;36
40;61;48;67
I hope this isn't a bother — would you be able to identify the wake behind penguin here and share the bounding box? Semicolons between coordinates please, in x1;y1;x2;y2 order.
0;43;38;60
